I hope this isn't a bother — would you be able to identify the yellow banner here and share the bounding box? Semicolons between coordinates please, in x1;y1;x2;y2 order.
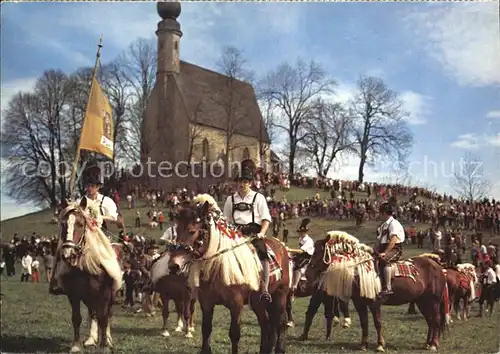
79;77;114;159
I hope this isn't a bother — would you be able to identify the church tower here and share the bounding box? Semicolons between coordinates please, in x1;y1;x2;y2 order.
156;2;182;75
142;1;190;190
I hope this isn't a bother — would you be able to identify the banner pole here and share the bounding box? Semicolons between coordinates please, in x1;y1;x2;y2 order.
67;34;104;199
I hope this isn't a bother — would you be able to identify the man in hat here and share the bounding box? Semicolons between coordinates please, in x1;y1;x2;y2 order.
51;164;122;295
376;201;405;296
291;218;314;293
223;159;273;302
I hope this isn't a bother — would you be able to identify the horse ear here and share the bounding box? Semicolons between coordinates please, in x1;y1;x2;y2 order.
60;198;69;210
201;201;211;216
79;196;87;210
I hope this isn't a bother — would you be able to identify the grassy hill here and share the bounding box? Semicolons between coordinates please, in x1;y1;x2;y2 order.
1;187;499;353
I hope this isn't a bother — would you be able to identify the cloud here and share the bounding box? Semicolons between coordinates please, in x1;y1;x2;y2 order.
406;3;500;87
451;133;480;149
451;133;500;149
400;91;431;125
486;134;500;147
0;77;38;120
486;110;500;119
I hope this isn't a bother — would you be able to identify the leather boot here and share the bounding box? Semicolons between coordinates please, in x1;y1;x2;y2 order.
260;260;272;303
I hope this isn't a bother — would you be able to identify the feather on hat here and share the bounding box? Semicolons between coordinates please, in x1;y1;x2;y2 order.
297;218;311;232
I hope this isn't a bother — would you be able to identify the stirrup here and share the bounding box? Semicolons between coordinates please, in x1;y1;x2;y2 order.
259;291;272;303
62;241;78;248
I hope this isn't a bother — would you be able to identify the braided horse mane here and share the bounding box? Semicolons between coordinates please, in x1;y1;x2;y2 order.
321;231;381;301
187;194;263;291
59;198;123;292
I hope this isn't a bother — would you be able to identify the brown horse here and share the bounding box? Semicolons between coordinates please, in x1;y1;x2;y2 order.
168;194;290;354
306;231;449;352
49;197;123;353
150;250;196;338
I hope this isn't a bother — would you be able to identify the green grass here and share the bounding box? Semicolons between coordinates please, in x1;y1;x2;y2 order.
1;187;499;353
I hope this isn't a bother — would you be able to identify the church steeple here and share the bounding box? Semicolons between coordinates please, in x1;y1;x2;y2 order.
156;1;182;75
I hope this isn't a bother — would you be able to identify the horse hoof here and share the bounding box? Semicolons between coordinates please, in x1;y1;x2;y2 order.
70;345;81;353
83;338;97;347
185;332;193;338
161;330;170;337
175;326;183;332
428;345;437;351
286;321;295;328
298;334;307;342
376;345;385;352
359;345;367;351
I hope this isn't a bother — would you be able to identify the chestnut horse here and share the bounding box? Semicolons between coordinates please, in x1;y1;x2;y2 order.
150;249;196;338
306;231;449;352
168;194;290;354
407;258;477;322
49;197;123;353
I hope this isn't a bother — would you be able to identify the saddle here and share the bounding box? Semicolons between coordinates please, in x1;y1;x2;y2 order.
387;260;419;283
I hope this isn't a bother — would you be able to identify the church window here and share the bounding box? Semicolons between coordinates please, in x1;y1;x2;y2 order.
202;138;209;161
243;147;250;160
174;41;178;50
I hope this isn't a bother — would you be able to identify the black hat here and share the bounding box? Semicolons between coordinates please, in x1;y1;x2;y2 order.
379;201;395;215
235;159;256;182
297;218;311;233
82;165;102;186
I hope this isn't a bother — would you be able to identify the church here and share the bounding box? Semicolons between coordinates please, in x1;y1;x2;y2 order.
141;1;278;191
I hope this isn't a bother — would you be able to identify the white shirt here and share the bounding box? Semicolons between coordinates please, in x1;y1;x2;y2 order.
21;255;32;274
377;216;405;244
299;234;315;256
79;193;118;220
160;225;177;243
495;264;500;279
223;190;271;226
485;268;497;284
32;259;40;270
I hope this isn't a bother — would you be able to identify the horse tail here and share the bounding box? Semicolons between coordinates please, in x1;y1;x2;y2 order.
439;281;450;338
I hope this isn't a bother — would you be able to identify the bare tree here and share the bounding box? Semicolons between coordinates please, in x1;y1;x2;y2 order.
260;59;335;175
452;153;491;201
256;93;278;170
300;100;355;178
2;92;57;207
101;61;134;164
350;76;413;183
34;70;76;202
118;37;157;163
212;45;253;178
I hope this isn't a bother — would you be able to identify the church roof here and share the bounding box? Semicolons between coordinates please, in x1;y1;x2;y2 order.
173;61;271;143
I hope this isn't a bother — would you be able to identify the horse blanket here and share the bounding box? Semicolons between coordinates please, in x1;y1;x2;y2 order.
391;261;419;282
249;244;282;281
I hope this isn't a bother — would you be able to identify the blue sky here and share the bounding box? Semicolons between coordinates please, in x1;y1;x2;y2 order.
1;1;499;220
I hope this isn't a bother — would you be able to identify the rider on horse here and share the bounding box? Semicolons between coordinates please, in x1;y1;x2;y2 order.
50;164;121;295
376;200;405;296
222;159;273;303
291;218;314;293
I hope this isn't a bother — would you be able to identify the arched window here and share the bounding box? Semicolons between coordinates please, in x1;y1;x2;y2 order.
243;147;250;160
202;138;209;161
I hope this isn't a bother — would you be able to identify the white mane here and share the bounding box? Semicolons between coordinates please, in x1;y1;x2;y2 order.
321;231;380;301
60;200;122;292
192;194;221;213
188;214;262;291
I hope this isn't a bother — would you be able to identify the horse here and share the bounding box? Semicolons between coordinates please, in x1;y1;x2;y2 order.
306;231;449;352
288;276;351;341
286;252;350;335
168;194;290;354
407;256;478;322
150;250;196;338
49;197;123;353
